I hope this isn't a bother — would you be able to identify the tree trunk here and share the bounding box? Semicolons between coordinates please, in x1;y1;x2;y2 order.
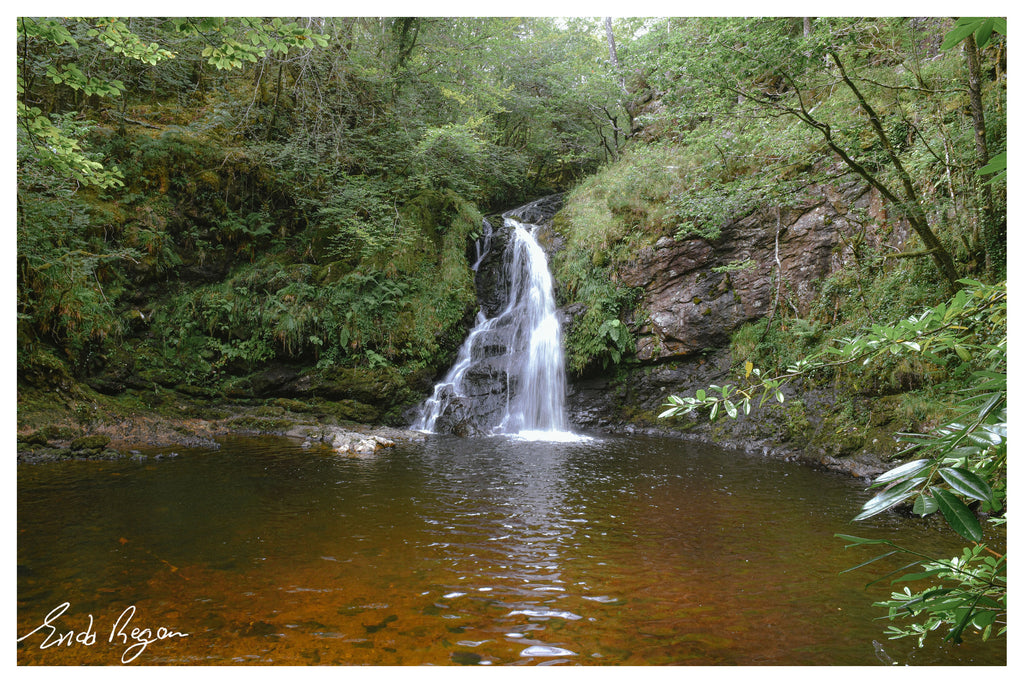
604;17;626;93
392;17;420;70
963;33;997;273
266;62;285;141
604;17;618;67
828;50;961;291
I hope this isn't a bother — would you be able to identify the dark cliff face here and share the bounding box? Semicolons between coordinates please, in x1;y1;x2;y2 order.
616;179;907;362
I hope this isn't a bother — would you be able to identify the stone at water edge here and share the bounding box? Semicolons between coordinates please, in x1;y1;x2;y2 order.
331;432;395;455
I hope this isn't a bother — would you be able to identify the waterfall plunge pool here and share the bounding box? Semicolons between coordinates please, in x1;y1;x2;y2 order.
17;433;1005;665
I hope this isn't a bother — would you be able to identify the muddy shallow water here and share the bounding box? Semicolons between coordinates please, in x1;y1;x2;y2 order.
17;433;1005;665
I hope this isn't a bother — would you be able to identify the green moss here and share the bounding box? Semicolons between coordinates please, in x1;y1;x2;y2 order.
18;432;49;447
780;400;813;447
223;416;295;432
330;399;380;423
253;405;286;417
40;425;83;442
272;398;318;414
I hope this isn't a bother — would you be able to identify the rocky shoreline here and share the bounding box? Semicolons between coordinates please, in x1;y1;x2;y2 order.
16;399;887;480
16;407;426;464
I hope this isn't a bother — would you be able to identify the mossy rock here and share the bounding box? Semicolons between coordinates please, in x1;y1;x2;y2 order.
40;425;83;442
18;432;49;447
780;401;814;446
175;383;218;398
300;365;410;406
828;431;867;456
253;405;286;417
272;398;318;414
70;435;111;452
331;399;381;423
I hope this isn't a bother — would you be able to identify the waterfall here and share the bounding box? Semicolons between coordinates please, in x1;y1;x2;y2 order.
412;198;577;439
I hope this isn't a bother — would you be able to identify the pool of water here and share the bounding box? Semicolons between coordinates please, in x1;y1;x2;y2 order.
17;433;1006;665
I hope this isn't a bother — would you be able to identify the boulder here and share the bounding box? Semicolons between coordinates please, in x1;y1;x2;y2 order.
69;434;111;452
330;431;395;456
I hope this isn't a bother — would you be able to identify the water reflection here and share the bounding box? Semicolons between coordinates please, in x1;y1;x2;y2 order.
419;435;591;641
17;434;1006;666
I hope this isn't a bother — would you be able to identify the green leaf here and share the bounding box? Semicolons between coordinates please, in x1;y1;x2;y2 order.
971;610;998;629
953;344;972;362
938;468;996;507
975;18;995;49
723;399;737;419
931;488;983;542
839;550;898;574
940;21;978;50
892;567;946;584
834;533;890;546
874;459;930;485
853;477;926;521
912;492;938;516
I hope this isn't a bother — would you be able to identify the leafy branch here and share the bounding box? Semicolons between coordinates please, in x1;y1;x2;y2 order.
836;534;1006;645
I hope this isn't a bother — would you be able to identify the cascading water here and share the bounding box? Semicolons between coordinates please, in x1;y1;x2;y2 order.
412;197;576;439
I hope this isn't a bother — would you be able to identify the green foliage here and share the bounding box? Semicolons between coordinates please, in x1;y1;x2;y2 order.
710;259;755;274
171;17;328;70
978;152;1007;185
629;17;1005;287
17;106;125;189
144;189;480;387
16;188;134;371
552;207;641;375
550;144;683;359
315;175;402;261
17;118;139;373
17;18;178;188
566;312;635;374
86;18;176;66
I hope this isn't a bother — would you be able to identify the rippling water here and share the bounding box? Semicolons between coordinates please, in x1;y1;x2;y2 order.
17;434;1006;665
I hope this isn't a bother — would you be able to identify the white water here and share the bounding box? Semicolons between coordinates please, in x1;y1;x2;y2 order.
413;208;581;441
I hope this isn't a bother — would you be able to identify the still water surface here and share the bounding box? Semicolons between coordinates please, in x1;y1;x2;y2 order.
17;433;1006;665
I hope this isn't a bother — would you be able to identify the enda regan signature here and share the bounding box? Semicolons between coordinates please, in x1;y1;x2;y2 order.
18;602;189;664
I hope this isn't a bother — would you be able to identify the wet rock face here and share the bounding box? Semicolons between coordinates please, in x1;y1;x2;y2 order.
618;180;901;361
503;194;564;225
474;227;513;319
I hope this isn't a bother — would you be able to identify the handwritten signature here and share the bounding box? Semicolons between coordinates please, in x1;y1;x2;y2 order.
17;602;189;664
